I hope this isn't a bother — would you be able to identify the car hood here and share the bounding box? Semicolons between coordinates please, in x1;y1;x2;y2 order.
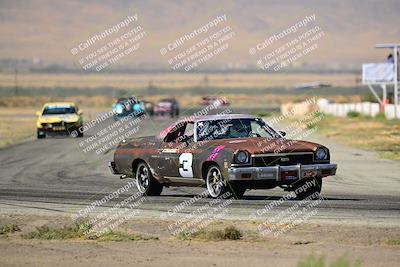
39;114;80;123
202;137;320;154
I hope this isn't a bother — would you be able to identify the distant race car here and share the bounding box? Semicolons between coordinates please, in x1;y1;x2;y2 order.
154;98;180;117
36;102;84;138
112;96;144;120
109;114;337;199
200;96;230;106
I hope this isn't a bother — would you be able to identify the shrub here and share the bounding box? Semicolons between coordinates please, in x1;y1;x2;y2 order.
23;221;158;241
177;226;242;241
0;224;21;235
346;111;361;118
374;112;386;121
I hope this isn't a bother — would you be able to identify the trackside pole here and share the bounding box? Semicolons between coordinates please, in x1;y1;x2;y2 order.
394;46;398;118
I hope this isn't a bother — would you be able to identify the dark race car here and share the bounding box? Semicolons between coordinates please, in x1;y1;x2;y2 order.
154;98;180;117
109;114;337;199
112;96;144;120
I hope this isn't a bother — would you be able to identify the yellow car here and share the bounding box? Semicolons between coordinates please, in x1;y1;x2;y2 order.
36;102;84;139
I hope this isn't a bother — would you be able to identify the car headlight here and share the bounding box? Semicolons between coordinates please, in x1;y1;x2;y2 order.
315;147;327;160
235;150;250;164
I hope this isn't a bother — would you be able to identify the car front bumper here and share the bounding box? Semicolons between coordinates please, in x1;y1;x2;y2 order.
228;163;337;181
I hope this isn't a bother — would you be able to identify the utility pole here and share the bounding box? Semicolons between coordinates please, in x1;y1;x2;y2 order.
394;46;398;118
14;59;18;96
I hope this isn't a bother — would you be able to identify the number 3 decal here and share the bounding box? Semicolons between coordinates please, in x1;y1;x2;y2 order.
179;153;193;178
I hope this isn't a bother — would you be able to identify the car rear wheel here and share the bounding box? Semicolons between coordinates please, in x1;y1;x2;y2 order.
206;165;228;198
135;162;163;196
292;177;322;200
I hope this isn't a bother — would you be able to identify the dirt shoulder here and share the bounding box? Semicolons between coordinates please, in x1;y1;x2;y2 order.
0;214;399;267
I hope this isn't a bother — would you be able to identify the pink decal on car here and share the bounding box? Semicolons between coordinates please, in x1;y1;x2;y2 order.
207;145;225;161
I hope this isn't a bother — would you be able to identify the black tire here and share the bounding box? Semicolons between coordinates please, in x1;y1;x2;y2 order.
292;177;322;200
135;162;163;196
37;129;45;139
77;128;84;137
228;183;246;199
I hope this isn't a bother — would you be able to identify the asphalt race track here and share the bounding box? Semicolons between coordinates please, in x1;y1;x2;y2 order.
0;108;399;227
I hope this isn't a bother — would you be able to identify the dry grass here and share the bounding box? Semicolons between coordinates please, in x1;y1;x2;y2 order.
0;94;361;109
0;224;21;235
0;117;35;148
177;226;243;241
0;95;113;108
297;255;361;267
0;73;358;89
23;221;158;241
303;114;400;161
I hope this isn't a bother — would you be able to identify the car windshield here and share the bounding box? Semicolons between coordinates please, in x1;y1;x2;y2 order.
42;106;76;115
196;118;279;141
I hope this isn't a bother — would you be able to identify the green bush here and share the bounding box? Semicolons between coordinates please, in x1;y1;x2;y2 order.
374;112;386;121
346;111;361;118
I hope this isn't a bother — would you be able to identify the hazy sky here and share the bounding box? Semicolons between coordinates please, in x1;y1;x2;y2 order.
0;0;399;68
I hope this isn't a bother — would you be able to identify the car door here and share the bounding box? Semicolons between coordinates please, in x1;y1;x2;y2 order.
159;121;196;178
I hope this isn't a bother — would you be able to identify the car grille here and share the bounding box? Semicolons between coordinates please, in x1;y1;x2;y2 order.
252;153;314;167
41;122;76;130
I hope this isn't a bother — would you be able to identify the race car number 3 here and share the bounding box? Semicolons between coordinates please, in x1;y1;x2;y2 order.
179;153;193;177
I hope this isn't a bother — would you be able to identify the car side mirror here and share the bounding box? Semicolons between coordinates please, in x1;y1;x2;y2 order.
279;131;286;137
78;110;83;115
36;111;41;116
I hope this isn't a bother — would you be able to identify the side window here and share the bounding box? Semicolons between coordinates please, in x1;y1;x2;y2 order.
164;123;187;143
250;121;269;137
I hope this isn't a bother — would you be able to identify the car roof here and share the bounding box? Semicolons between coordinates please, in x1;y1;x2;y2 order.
171;113;258;125
43;102;76;107
159;114;260;139
194;114;257;122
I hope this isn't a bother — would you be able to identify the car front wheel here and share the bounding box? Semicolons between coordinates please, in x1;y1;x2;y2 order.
135;162;163;196
206;165;228;198
37;129;45;139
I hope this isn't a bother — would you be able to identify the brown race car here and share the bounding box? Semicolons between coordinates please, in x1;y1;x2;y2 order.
109;114;337;199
